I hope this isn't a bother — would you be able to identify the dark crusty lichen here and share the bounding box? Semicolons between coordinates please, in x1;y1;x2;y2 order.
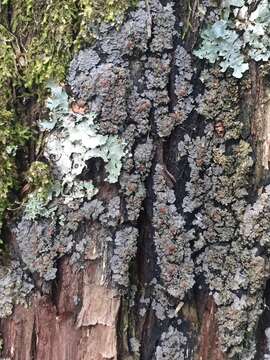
182;69;267;358
110;227;138;287
153;164;195;299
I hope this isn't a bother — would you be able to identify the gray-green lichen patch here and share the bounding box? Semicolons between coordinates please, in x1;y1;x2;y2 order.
21;79;126;222
153;164;195;299
240;185;270;249
24;195;57;221
179;68;268;357
0;262;33;318
66;0;182;295
16;219;58;281
194;0;270;78
155;326;187;360
41;82;126;193
264;328;270;359
99;196;121;227
15;198;112;281
151;282;181;320
111;227;138;287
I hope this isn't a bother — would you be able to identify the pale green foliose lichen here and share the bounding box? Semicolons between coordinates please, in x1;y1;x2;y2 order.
24;196;56;221
39;83;125;205
194;0;270;78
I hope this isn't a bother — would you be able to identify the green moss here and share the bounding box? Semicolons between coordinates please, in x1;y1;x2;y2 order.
8;0;138;88
25;161;52;197
0;110;30;227
23;161;59;221
0;0;137;247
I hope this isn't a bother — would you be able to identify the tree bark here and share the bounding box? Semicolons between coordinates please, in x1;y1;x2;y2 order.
1;1;270;359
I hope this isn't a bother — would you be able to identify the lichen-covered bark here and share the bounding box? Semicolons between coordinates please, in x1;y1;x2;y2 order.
1;1;270;359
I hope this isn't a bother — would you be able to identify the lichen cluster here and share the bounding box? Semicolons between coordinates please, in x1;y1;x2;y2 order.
10;77;127;282
0;261;33;318
153;164;195;299
182;69;264;357
155;326;187;360
111;227;138;287
66;1;198;356
1;0;270;359
40;82;125;202
75;1;270;357
194;0;270;78
0;0;136;246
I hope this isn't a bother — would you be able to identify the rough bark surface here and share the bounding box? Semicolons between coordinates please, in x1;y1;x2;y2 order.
1;1;270;360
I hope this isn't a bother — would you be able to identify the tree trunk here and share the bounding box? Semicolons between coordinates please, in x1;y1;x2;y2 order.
1;1;270;359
